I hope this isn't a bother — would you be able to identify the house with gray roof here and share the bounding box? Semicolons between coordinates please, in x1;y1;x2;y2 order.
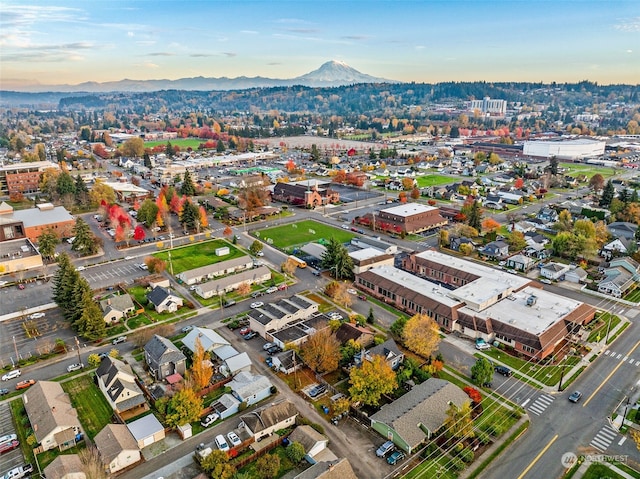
99;293;136;324
247;294;318;338
369;378;469;453
356;338;404;371
506;254;536;272
126;414;165;449
540;262;571;280
195;265;271;298
144;335;187;381
96;356;148;417
293;458;357;479
597;257;640;298
23;381;82;452
479;240;509;259
182;327;229;353
94;424;141;474
43;454;85;479
288;424;328;459
175;256;254;285
146;286;183;313
221;352;252;377
607;222;638;241
271;349;303;375
240;400;298;441
228;371;273;406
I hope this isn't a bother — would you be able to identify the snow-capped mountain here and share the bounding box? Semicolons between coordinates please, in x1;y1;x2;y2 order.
4;61;397;93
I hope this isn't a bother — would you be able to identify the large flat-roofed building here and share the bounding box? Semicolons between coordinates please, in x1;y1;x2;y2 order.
195;265;271;298
0;161;59;195
364;203;447;235
349;247;394;275
356;252;595;360
468;97;507;116
0;202;75;242
247;294;318;338
523;139;606;160
102;182;151;204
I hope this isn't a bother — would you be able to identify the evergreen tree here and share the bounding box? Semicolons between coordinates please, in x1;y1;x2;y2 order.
618;188;629;204
367;307;375;325
56;171;76;196
600;180;615;207
311;144;320;162
69;279;92;328
74;175;89;206
320;237;354;280
216;140;225;152
548;156;559;176
631;189;638;203
165;141;173;157
467;200;483;231
72;218;99;255
37;229;60;260
143;153;152;169
180;200;200;232
180;169;196;197
76;287;106;340
52;253;75;308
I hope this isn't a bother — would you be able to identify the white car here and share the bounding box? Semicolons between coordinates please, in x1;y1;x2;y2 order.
256;251;264;257
76;266;86;271
67;363;84;372
181;325;194;333
342;224;350;230
125;255;135;260
137;263;148;270
263;342;276;351
347;289;357;295
328;312;343;321
215;434;230;452
112;336;126;345
227;431;241;447
189;285;197;291
265;286;278;294
29;312;45;320
250;302;264;309
200;412;219;428
1;370;21;381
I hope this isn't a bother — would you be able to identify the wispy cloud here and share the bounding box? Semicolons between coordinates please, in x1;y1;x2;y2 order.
341;35;369;41
148;52;174;57
138;61;159;69
241;30;258;35
272;33;349;45
1;41;93;62
285;28;319;34
190;53;214;58
614;17;640;32
223;52;236;57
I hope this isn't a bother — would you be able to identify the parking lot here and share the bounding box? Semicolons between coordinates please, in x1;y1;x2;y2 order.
0;402;24;473
81;261;148;287
328;184;383;203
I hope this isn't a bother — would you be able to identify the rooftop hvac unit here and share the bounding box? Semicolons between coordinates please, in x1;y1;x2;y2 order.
526;295;537;307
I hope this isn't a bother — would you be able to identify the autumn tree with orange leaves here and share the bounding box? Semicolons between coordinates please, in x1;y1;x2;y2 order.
190;337;213;390
300;329;340;374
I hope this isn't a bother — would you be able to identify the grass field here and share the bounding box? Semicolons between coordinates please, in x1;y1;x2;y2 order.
624;288;640;303
144;138;206;149
415;174;455;188
560;162;618;179
256;220;354;252
61;375;113;439
153;239;244;274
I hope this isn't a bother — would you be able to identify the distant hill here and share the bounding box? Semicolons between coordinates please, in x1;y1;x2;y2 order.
2;60;396;94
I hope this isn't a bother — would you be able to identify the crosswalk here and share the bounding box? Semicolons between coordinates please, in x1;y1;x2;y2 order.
527;394;554;416
603;350;640;367
590;425;618;452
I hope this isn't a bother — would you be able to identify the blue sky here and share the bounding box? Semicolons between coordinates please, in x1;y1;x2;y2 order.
1;0;638;89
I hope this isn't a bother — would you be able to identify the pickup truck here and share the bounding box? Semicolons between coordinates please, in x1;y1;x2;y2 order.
0;463;33;479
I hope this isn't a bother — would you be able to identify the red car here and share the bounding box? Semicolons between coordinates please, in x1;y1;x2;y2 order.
0;439;19;454
239;327;252;336
16;379;36;390
17;284;25;290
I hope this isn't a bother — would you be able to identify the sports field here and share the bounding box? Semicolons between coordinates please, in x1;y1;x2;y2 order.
415;174;454;188
144;138;205;149
153;239;244;274
256;220;354;252
560;163;617;179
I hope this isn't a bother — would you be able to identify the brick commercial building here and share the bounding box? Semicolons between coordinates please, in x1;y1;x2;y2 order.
0;161;59;195
0;201;75;242
358;203;447;235
355;251;595;360
273;182;339;208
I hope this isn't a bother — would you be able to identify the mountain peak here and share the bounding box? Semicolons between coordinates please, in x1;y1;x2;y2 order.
293;60;391;86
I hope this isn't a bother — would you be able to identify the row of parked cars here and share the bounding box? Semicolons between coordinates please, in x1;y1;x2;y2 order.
376;440;405;465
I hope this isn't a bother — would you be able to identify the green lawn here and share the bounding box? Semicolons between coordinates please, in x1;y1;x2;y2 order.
144;138;208;149
586;312;621;343
623;288;640;303
582;463;627;479
153;239;245;274
559;163;618;179
256;220;354;252
415;174;455;188
61;375;113;439
405;454;460;479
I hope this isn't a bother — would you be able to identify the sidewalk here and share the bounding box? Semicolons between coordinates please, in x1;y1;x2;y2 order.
572;459;637;479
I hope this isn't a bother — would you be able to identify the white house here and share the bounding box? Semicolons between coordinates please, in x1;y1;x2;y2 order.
540;262;571;280
94;424;141;474
240;400;298;441
228;371;273;406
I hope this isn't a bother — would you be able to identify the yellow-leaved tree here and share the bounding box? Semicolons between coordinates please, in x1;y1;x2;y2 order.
190;337;213;390
300;329;340;374
402;313;441;359
349;354;397;406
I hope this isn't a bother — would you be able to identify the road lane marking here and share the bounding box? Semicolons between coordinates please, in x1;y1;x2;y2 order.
521;398;530;407
584;340;640;407
616;354;622;359
619;437;626;446
517;434;558;479
605;350;610;355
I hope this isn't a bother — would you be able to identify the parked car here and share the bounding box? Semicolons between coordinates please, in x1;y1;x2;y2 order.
112;336;126;345
227;431;242;447
494;365;512;377
278;284;287;290
189;285;197;291
243;331;258;340
265;287;278;294
200;413;219;428
0;389;9;396
256;251;264;257
215;434;230;452
342;224;350;230
251;291;264;298
66;363;84;373
263;342;276;351
387;451;405;465
347;289;357;295
17;284;25;290
137;263;148;270
28;312;45;320
265;357;273;367
0;439;19;454
0;434;17;445
1;370;21;381
250;301;264;309
267;345;282;355
222;299;236;307
475;339;491;350
0;463;32;479
181;325;194;333
312;269;321;277
568;391;583;403
376;440;395;457
98;352;109;360
308;384;327;398
239;327;252;335
328;312;343;321
16;379;36;390
357;294;367;301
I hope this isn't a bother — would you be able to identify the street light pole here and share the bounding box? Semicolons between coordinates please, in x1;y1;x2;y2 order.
558;354;568;392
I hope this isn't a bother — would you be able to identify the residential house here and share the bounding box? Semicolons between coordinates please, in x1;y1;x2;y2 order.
96;357;148;417
506;254;536;272
293;458;358;479
537;207;559;223
449;236;476;252
221;352;252;377
144;335;187;381
334;323;375;348
271;349;303;375
175;256;254;285
195;265;271;298
23;381;82;452
564;267;588;284
540;262;571;281
240;400;298;441
507;221;537;234
146;286;183;313
369;378;470;453
99;294;136;324
479;240;509;259
288;425;328;459
182;327;230;354
228;371;273;406
247;295;318;339
127;414;165;449
94;424;141;474
356;338;404;371
43;454;86;479
607;222;638;241
598;258;640;298
600;238;634;259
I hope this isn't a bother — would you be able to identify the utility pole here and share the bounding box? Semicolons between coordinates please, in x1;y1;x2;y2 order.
13;336;18;364
75;337;82;366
